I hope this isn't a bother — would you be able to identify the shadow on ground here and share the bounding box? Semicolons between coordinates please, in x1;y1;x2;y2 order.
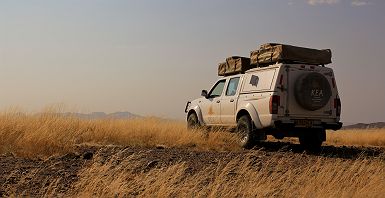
252;141;385;159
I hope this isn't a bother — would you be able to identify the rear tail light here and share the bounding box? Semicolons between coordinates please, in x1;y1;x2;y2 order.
270;95;280;114
334;98;341;116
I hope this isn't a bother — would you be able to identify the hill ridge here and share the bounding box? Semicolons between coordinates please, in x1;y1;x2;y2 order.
343;122;385;130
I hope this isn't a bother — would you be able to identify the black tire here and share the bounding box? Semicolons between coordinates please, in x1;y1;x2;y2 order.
236;115;256;149
187;113;200;130
294;72;332;111
299;129;326;153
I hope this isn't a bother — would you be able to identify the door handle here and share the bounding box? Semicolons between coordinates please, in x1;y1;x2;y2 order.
230;99;234;102
216;100;220;103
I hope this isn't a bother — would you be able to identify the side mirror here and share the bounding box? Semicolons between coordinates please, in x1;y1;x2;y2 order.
201;90;208;98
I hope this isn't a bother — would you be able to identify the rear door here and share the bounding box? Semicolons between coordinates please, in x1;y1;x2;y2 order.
285;65;334;117
220;76;241;125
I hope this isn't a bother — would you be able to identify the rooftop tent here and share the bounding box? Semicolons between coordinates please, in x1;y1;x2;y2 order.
250;43;332;66
218;56;251;76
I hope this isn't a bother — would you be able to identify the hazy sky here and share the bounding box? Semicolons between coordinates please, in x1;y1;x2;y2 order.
1;0;384;123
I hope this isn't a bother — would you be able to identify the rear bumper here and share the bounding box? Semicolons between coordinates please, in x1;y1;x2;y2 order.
274;120;342;131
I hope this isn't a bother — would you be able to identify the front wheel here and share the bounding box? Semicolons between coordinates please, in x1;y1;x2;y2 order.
187;113;200;130
236;115;256;149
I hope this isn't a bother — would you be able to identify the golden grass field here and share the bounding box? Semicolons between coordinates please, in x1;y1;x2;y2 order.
1;110;385;157
0;110;240;158
1;110;385;197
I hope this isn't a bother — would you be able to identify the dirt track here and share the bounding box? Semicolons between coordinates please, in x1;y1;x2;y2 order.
1;142;385;197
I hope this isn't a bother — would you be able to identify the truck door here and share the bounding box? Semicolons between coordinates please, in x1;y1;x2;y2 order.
220;77;240;125
200;79;226;125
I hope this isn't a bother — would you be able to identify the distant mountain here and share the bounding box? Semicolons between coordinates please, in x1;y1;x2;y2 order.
62;112;141;119
342;122;385;130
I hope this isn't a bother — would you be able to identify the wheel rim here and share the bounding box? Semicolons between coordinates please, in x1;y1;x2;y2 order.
237;124;248;144
241;135;248;144
188;115;198;129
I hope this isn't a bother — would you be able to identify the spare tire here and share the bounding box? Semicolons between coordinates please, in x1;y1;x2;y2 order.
294;72;332;111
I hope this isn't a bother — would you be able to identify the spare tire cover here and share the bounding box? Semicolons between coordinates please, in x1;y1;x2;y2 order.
294;72;332;111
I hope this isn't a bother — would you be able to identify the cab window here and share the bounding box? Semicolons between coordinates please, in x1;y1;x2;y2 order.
208;80;226;98
226;77;240;96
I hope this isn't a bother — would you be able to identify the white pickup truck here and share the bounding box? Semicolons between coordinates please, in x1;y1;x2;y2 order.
185;63;342;151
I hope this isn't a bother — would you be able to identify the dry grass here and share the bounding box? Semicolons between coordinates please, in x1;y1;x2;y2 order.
73;152;385;198
2;109;385;197
327;129;385;147
0;110;239;157
2;109;385;157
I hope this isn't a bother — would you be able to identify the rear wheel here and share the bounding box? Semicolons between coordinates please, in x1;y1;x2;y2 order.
299;129;325;153
187;113;200;130
236;115;256;149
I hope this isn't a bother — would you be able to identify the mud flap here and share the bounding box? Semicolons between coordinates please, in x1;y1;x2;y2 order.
253;124;267;141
